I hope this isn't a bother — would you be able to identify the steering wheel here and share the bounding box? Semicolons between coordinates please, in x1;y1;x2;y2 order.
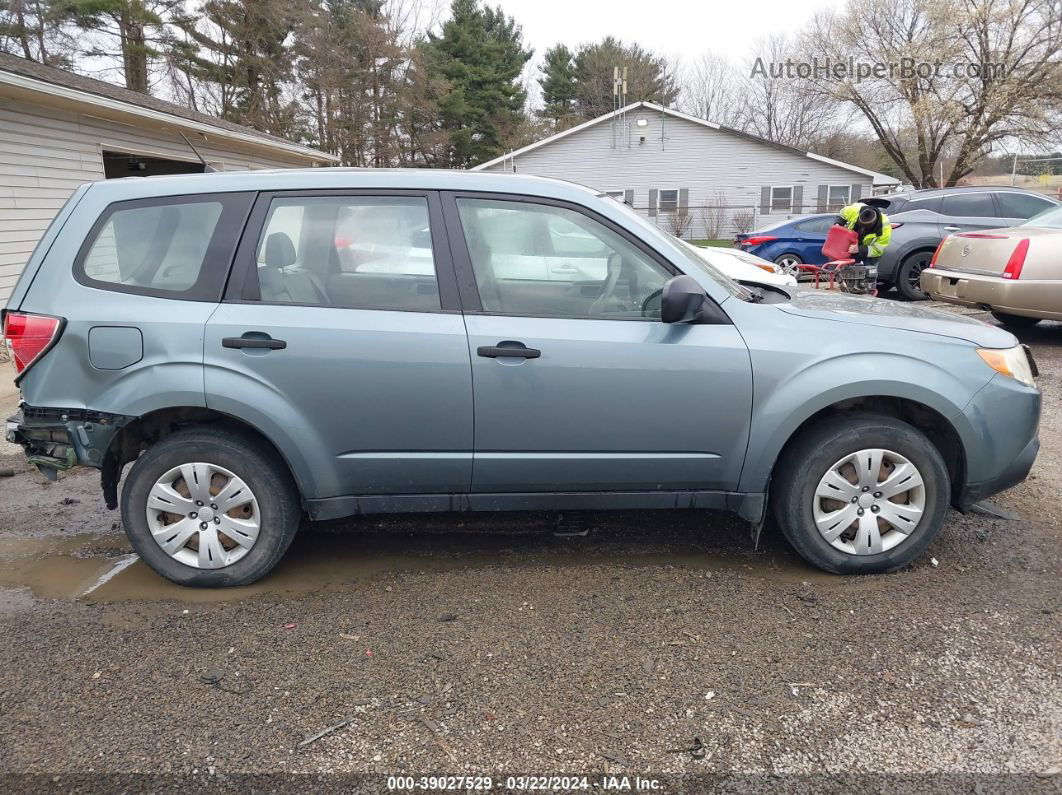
588;253;623;315
641;287;663;318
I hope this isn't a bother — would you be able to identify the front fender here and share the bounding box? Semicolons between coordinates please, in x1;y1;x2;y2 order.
737;350;988;494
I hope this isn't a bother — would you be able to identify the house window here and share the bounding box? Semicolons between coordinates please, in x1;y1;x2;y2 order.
603;190;626;202
659;190;679;213
770;186;793;212
828;185;851;210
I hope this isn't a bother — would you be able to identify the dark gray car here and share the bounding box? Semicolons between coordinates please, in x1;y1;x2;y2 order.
864;186;1058;299
2;170;1042;586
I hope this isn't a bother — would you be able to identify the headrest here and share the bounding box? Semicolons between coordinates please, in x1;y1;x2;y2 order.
263;232;296;268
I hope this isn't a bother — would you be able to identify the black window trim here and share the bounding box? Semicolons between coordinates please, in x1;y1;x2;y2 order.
73;192;255;302
441;190;732;324
224;188;464;314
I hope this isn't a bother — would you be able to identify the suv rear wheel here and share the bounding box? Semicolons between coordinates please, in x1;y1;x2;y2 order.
772;414;949;574
896;251;934;300
121;427;300;587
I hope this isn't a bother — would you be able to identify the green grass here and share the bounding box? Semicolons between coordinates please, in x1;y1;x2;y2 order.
687;239;735;248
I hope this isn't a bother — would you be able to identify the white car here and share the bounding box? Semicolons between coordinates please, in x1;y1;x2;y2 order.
681;241;798;288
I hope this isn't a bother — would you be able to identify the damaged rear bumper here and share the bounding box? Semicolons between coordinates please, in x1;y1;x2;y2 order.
6;405;134;504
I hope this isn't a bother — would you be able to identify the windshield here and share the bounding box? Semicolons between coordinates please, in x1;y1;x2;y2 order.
1020;205;1062;229
602;197;752;300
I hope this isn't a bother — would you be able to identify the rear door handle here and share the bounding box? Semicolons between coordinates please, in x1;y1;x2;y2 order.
943;226;961;232
477;344;541;359
223;336;287;350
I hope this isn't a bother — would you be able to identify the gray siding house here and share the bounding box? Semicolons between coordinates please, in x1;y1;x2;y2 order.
474;102;898;239
0;53;338;304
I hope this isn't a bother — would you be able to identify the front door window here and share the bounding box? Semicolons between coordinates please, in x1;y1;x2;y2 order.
455;198;672;319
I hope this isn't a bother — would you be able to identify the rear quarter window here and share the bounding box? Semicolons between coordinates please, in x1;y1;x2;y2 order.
74;193;253;301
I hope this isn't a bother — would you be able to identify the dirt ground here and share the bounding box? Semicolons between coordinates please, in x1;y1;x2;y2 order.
0;305;1059;791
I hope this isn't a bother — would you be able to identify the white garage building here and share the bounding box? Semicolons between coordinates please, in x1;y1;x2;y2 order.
0;52;337;304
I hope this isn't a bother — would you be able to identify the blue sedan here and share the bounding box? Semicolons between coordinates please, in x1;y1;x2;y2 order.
735;214;836;276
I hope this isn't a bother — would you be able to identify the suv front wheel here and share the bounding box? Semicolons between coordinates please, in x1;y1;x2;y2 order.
121;427;301;587
772;415;950;574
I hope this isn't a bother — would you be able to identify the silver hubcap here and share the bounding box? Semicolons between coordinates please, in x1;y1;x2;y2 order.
778;257;801;275
813;448;926;556
145;462;261;569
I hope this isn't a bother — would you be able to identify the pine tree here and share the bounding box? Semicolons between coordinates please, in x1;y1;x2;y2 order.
169;0;303;135
571;37;678;119
538;44;576;127
423;0;531;168
0;0;75;66
294;0;406;165
59;0;180;92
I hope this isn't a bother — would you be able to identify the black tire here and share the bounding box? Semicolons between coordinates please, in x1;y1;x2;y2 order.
991;311;1041;329
121;426;301;587
895;251;934;300
771;414;950;574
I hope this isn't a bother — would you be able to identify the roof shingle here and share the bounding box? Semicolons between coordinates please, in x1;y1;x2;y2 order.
0;51;329;156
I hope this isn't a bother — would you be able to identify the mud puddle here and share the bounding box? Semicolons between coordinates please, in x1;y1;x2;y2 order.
0;510;845;603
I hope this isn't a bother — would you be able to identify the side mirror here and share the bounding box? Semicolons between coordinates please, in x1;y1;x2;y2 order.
660;275;707;324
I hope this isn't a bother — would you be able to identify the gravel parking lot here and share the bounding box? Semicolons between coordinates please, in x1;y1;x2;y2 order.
0;304;1059;790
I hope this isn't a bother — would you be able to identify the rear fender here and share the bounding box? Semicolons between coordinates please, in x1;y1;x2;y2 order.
203;365;335;499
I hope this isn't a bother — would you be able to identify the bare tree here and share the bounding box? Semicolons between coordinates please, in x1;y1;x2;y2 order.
678;52;742;126
802;0;1062;186
665;209;693;238
700;189;729;239
737;34;843;148
732;207;757;234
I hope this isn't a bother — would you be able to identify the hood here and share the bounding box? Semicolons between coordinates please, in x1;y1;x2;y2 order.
779;289;1016;348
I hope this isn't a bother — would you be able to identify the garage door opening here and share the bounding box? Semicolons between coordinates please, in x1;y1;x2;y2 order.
103;151;206;179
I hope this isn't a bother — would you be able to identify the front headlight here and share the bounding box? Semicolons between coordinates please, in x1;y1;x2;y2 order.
977;345;1037;388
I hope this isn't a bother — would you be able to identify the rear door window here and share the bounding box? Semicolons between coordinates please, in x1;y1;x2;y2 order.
940;193;997;218
795;217;833;235
246;195;442;311
75;193;252;300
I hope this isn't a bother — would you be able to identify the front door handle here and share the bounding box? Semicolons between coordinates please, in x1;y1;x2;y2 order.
943;226;961;232
477;344;541;359
223;336;287;350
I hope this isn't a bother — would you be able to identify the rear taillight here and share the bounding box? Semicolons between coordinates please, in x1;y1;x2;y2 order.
1002;239;1030;280
743;236;778;246
2;311;63;378
928;238;947;267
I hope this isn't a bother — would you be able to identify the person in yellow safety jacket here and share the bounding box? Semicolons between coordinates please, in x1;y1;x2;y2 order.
834;202;892;281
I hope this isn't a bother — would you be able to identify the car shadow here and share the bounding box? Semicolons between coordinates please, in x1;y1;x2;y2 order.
79;509;833;603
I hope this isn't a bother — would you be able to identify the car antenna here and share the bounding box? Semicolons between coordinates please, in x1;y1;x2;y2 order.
178;132;218;173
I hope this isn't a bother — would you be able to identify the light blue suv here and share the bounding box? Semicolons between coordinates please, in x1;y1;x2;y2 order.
3;170;1041;586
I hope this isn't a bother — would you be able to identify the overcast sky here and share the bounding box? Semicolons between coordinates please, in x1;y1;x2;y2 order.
490;0;849;65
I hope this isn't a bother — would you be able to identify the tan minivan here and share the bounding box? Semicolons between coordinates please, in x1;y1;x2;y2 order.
921;204;1062;329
